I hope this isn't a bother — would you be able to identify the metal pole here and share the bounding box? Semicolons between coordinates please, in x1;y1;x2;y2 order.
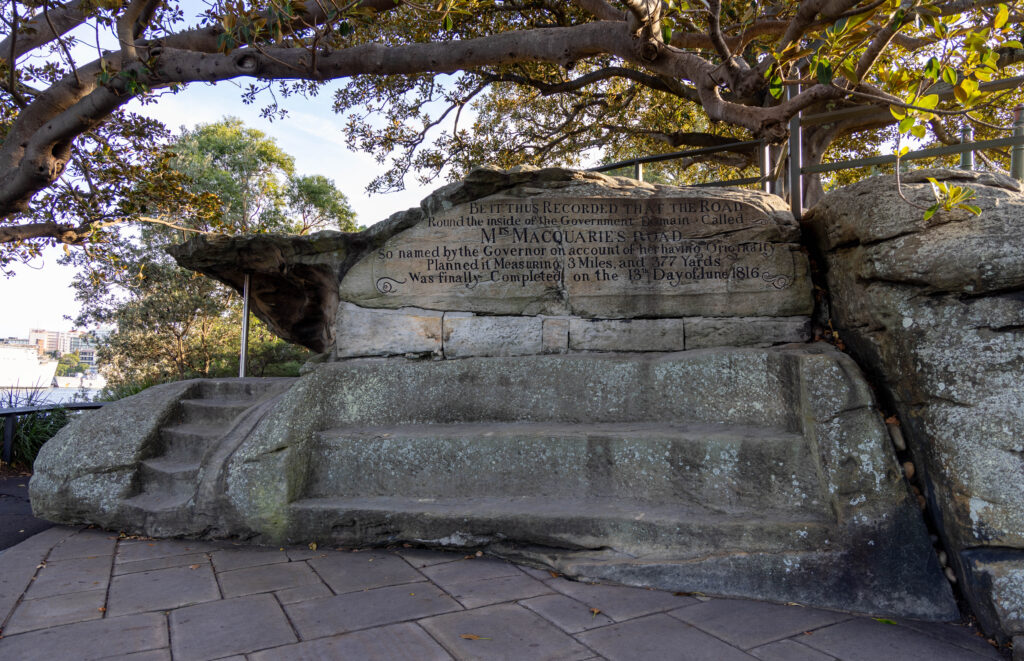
239;273;250;379
759;140;772;193
3;415;16;465
1012;106;1024;181
788;85;803;221
959;125;973;170
634;161;643;182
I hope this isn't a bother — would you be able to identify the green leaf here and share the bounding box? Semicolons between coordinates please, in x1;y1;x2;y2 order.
890;105;906;120
897;145;909;157
816;61;833;85
918;94;939;109
769;74;784;99
899;117;915;133
442;14;453;31
994;3;1009;29
941;66;957;85
910;124;926;139
923;205;938;221
662;24;672;42
960;204;982;215
874;618;898;625
923;57;940;81
1003;40;1024;49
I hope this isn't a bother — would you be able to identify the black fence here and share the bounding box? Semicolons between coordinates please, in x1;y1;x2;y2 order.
0;402;107;464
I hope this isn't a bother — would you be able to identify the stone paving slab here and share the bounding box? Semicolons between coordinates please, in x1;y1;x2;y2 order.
0;527;1011;660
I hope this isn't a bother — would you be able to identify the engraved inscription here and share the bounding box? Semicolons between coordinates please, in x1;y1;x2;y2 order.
371;197;784;295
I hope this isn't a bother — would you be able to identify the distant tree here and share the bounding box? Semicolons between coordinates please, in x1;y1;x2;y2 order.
55;351;89;376
75;118;356;385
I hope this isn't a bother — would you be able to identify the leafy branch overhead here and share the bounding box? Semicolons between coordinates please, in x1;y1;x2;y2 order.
0;0;1022;257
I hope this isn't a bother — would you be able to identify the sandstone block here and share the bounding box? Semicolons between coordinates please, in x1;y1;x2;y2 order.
568;318;685;352
335;303;442;358
441;314;543;358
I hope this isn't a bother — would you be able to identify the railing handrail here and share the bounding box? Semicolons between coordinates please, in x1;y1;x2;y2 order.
1;401;107;465
0;402;106;416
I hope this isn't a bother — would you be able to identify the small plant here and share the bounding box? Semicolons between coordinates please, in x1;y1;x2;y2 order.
95;376;166;402
924;177;982;221
0;389;70;469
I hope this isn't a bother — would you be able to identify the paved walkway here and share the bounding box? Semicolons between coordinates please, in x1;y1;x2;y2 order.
0;526;1008;661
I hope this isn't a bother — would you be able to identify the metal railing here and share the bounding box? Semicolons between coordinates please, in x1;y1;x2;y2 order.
591;75;1024;221
0;402;107;464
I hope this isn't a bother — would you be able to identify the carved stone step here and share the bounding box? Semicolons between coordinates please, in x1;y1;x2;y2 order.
138;457;201;495
306;422;823;514
288;495;832;557
179;399;255;426
122;491;192;514
159;424;226;461
196;377;295;400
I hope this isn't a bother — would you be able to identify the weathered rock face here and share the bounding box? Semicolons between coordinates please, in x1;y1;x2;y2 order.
806;168;1024;641
171;167;813;357
32;167;959;623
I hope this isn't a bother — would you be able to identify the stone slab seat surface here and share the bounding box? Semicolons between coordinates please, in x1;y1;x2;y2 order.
305;421;825;514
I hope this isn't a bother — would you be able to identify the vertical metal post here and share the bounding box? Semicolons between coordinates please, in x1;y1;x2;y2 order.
239;273;250;379
759;140;772;193
787;85;803;221
3;415;16;465
1012;106;1024;181
634;161;643;182
959;125;973;170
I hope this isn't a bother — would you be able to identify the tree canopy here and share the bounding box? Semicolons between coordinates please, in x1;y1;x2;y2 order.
72;118;356;384
1;0;1022;258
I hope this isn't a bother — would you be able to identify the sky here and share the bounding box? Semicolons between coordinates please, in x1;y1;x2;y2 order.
0;82;439;338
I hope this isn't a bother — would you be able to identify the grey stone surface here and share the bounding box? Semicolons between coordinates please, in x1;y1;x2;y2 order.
802;618;1001;661
0;613;167;660
442;313;543;357
25;555;112;600
340;175;811;321
249;623;454;661
335;303;442;358
542;317;570;352
578;613;758;661
46;529;117;561
419;603;593;661
285;583;461;639
438;572;553;609
116;539;215;564
568;318;686;351
168;594;297;661
549;580;694;622
4;588;106;634
669;599;850;649
218;561;320;598
107;564;220;616
308;551;426;594
211;548;290;572
31;347;955;619
113;551;209;576
685;316;811;349
0;529;1005;661
0;525;78;625
807;169;1024;640
520;594;616;632
750;639;837;661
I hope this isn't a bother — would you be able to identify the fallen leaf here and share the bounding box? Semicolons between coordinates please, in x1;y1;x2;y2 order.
590;608;601;618
885;415;900;425
98;607;106;613
464;555;475;559
309;542;318;551
548;571;559;578
475;551;483;557
460;634;490;640
873;618;897;625
402;543;412;548
189;564;201;570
